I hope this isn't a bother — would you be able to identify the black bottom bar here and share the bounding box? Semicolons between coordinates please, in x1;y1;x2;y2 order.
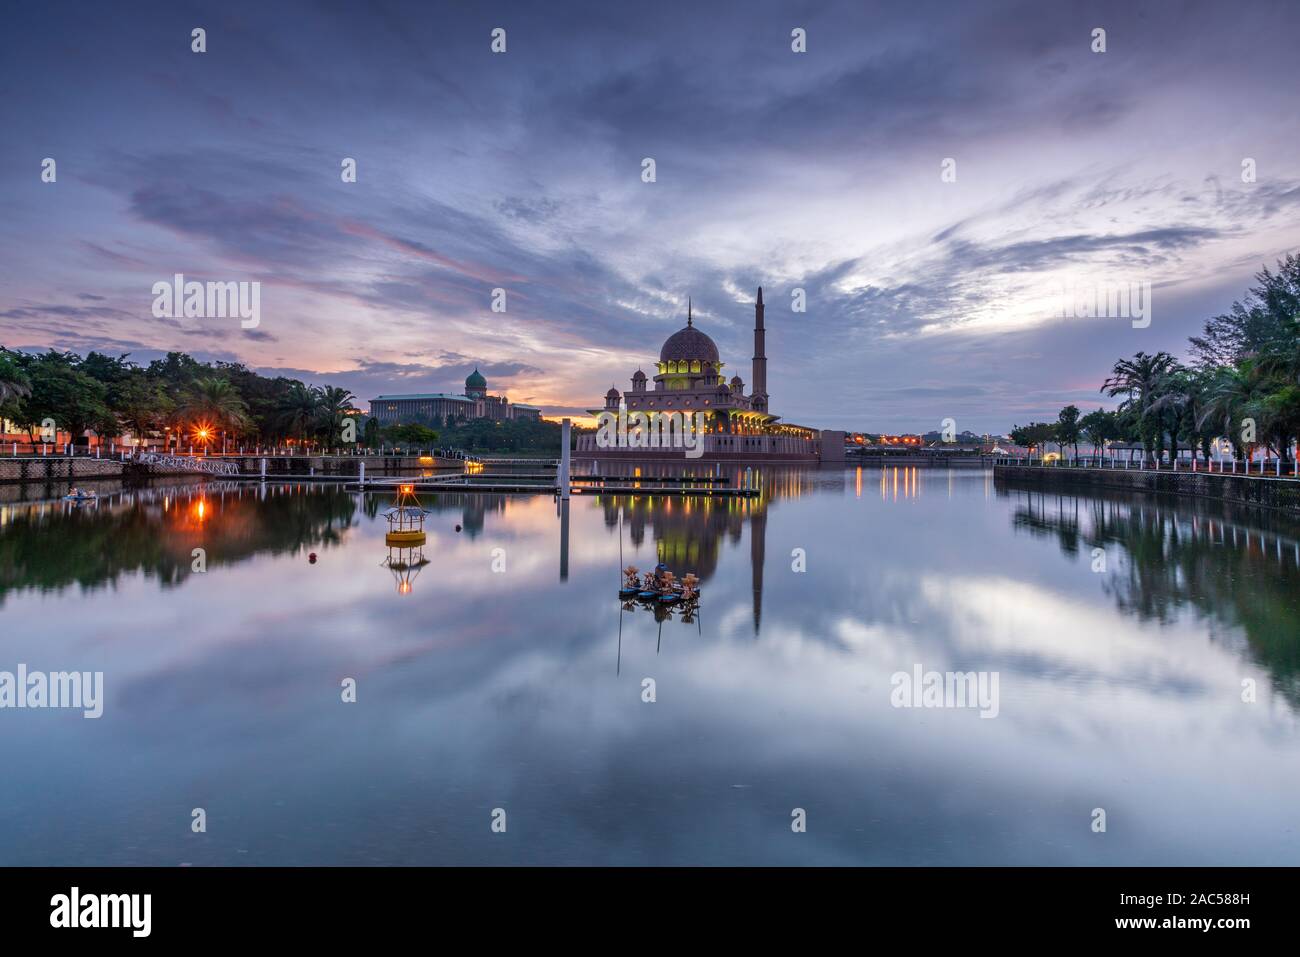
0;866;1284;943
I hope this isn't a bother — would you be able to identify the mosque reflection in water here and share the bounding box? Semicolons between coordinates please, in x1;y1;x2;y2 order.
598;492;767;633
4;468;1297;706
579;460;824;634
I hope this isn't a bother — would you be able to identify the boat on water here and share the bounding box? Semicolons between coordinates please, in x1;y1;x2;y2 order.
63;488;98;503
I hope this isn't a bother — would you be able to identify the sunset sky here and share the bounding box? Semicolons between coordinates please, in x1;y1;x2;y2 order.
2;0;1298;432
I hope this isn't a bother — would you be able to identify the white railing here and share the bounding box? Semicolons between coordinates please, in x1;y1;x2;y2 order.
134;452;240;476
992;455;1297;478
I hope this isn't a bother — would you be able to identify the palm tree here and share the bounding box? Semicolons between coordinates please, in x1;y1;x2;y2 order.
1147;369;1200;465
178;377;250;449
1173;369;1217;465
1198;361;1271;460
317;385;356;447
277;382;323;447
0;348;32;409
1256;317;1300;464
1102;352;1180;463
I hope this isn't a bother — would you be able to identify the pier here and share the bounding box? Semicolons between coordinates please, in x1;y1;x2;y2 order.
1;448;763;497
353;472;759;497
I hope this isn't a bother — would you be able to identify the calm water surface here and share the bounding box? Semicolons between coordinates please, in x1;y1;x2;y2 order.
1;465;1298;865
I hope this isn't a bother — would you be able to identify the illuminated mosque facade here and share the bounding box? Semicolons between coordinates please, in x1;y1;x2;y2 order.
575;289;844;461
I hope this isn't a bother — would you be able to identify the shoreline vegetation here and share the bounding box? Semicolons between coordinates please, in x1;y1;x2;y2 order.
0;349;569;456
1011;254;1300;468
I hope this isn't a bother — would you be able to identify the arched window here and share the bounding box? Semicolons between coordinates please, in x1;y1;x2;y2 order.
690;360;701;373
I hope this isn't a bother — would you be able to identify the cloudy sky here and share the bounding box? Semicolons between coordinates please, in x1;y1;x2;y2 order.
2;0;1297;432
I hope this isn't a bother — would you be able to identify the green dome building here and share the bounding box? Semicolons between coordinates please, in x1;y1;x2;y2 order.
369;366;541;426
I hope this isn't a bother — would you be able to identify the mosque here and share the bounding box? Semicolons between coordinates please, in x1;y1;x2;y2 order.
575;289;844;461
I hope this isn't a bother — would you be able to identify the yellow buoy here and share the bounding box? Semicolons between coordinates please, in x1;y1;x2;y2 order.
385;529;426;546
383;483;427;547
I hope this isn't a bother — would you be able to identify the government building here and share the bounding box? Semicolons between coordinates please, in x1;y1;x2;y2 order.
369;369;542;426
575;289;844;462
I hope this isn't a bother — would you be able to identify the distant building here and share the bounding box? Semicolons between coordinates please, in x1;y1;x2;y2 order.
370;369;542;426
875;434;922;447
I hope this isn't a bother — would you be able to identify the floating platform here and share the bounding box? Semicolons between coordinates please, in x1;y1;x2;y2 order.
621;589;700;603
350;479;758;497
575;484;756;497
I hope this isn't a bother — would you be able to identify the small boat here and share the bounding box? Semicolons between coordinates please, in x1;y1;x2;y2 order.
63;490;97;503
618;587;639;599
658;593;680;604
637;590;659;600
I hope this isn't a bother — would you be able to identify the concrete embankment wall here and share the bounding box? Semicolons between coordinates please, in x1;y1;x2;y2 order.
216;455;461;475
0;458;126;484
850;455;990;467
0;454;461;484
994;464;1300;514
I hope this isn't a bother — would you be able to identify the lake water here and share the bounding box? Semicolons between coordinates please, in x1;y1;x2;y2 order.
1;465;1298;865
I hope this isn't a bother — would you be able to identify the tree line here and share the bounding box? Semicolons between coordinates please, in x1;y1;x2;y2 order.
0;349;362;450
1011;253;1300;464
0;347;568;454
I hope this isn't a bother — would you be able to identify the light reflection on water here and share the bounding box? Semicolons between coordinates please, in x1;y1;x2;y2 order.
0;465;1297;865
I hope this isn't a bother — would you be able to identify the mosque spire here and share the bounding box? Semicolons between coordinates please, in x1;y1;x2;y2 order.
751;287;768;411
687;296;693;327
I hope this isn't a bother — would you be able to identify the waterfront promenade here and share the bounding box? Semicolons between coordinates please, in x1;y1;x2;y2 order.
994;457;1300;514
0;450;464;483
